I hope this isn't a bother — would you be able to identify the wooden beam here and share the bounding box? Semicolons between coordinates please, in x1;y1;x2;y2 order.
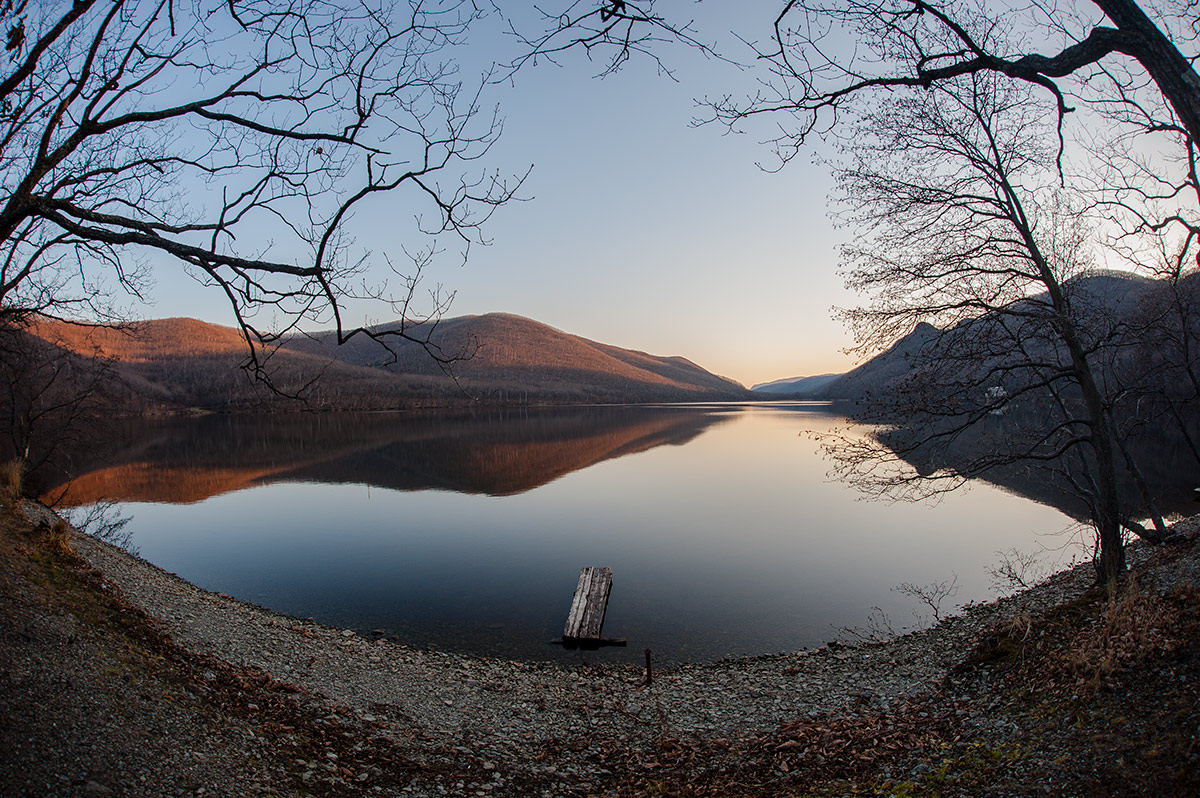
563;566;613;644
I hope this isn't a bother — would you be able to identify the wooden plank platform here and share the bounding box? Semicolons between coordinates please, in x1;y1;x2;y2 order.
562;566;625;648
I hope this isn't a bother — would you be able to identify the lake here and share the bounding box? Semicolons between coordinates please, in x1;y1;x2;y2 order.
54;403;1086;664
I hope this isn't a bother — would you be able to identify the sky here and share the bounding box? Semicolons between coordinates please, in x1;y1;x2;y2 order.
138;3;859;388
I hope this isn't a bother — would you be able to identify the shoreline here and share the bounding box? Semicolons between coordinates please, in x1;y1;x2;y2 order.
6;499;1200;796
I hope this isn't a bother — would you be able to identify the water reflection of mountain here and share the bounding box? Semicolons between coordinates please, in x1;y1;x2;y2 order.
881;411;1200;522
47;407;736;506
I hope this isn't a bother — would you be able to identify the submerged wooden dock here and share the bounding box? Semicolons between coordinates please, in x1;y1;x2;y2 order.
561;566;625;649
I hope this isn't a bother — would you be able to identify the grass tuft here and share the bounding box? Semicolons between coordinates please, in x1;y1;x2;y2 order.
42;518;75;556
1062;581;1193;688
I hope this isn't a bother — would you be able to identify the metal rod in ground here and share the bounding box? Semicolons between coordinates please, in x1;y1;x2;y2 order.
644;648;652;686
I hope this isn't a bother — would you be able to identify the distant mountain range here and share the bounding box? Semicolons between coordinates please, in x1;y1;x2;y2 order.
750;373;843;396
744;271;1199;521
17;312;751;411
280;312;748;400
754;271;1196;402
19;271;1186;414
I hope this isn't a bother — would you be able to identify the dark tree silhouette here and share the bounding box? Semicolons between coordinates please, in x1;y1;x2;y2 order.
825;70;1179;581
698;0;1200;310
0;0;523;368
528;0;1200;581
0;320;118;493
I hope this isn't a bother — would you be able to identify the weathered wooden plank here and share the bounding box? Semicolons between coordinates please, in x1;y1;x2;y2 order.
563;566;612;642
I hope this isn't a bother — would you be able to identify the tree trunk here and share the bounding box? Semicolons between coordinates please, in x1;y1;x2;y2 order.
1075;371;1127;582
1091;0;1200;147
1004;173;1130;581
1111;421;1169;540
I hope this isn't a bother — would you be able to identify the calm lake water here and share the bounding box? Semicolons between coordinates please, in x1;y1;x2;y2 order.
58;403;1085;664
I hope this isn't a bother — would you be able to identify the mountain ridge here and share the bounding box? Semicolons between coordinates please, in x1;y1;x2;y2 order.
15;311;751;411
802;271;1187;402
750;373;843;395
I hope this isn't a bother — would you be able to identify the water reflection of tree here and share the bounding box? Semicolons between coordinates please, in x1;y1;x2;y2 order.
876;400;1200;525
812;70;1197;580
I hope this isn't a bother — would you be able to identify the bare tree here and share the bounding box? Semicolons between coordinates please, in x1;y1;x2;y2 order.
506;1;716;78
1120;264;1200;465
701;0;1200;360
697;0;1199;160
527;1;1200;153
894;573;959;622
525;1;1200;581
0;319;119;492
0;0;523;369
827;64;1198;580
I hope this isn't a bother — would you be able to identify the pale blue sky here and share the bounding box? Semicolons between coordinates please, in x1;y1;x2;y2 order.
138;3;857;387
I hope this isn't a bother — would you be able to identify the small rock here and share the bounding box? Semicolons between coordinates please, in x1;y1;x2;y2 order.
342;629;355;638
82;782;114;797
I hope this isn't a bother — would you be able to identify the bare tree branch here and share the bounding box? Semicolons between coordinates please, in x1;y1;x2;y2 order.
0;0;523;373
